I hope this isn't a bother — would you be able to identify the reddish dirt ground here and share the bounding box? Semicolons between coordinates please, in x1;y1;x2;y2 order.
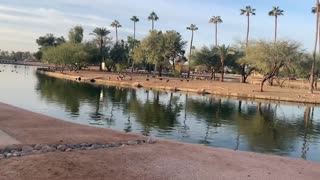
0;103;320;180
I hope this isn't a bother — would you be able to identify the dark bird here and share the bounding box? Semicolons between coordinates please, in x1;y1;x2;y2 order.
166;79;169;82
146;78;149;81
180;79;183;82
108;77;111;80
90;79;96;83
78;77;81;81
159;78;163;80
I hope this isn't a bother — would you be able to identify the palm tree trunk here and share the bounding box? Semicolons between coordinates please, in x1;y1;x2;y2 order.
131;22;136;73
152;20;154;31
246;15;250;47
115;27;118;42
215;23;218;47
99;38;103;71
220;60;224;82
188;30;194;78
310;0;320;93
274;16;278;43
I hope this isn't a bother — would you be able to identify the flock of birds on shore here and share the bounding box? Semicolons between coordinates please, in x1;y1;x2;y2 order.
74;71;202;84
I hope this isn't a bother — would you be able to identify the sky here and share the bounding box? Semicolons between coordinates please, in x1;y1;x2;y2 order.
0;0;317;52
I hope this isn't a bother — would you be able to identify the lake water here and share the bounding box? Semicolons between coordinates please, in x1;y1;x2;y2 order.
0;64;320;162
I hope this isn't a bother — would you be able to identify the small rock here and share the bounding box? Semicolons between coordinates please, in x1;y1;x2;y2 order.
5;153;12;158
110;142;121;147
20;152;26;156
57;145;67;151
65;148;72;152
12;152;20;157
86;146;95;150
41;145;55;153
132;82;143;88
3;145;21;153
22;146;34;153
34;144;43;150
127;141;137;145
146;137;157;144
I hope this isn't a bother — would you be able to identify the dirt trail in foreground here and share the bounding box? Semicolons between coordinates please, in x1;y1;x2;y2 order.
0;102;319;180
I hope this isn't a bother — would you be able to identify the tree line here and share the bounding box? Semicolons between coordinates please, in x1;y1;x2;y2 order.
37;4;320;93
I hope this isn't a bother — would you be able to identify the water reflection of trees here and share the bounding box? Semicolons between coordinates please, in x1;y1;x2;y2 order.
125;90;183;135
36;73;101;116
186;96;319;157
36;73;320;159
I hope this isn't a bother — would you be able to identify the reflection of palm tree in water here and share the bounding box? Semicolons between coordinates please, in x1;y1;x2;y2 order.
124;114;132;133
90;88;104;121
182;94;190;136
301;106;313;160
235;100;241;150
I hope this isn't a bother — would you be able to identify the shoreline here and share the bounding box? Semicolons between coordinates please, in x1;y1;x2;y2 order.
38;70;320;105
0;102;319;179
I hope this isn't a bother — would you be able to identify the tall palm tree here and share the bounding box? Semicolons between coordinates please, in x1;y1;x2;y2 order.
268;6;284;43
312;5;320;61
110;20;122;42
148;11;159;30
90;27;110;70
130;16;139;72
240;6;256;47
209;16;223;46
186;24;198;78
311;1;320;93
215;45;233;82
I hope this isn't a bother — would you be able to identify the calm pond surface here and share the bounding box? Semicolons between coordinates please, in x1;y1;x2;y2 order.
0;64;320;161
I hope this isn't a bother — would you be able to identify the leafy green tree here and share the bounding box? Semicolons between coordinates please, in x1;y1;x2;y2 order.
83;41;100;65
90;27;111;70
215;45;234;82
186;24;199;78
163;30;187;71
110;20;122;42
268;7;284;43
35;34;66;61
245;40;303;92
192;46;220;80
68;25;84;43
42;43;89;72
109;40;130;72
209;16;223;46
148;11;159;30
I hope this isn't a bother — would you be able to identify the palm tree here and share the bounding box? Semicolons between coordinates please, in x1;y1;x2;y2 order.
215;45;233;82
186;24;198;78
311;1;320;93
209;16;223;46
148;11;159;30
240;6;256;47
90;27;110;70
110;20;122;42
268;7;284;43
130;16;139;72
312;5;320;61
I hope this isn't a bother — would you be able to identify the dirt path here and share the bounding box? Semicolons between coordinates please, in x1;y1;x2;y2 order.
0;102;320;180
41;70;320;104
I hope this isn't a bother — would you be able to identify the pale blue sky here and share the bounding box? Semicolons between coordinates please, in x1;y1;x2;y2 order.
0;0;316;52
